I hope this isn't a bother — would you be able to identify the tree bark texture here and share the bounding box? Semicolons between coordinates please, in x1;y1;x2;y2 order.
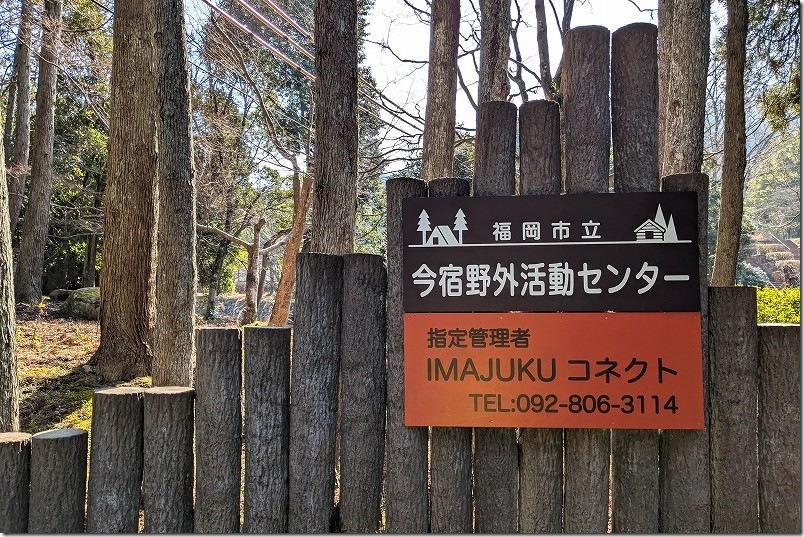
472;103;518;533
311;0;358;254
427;177;472;534
709;286;758;532
657;0;710;178
287;253;343;533
7;0;33;232
517;100;562;534
339;253;387;533
421;0;460;181
0;138;18;432
2;71;14;162
96;0;158;380
758;325;800;533
609;21;660;534
561;25;610;195
243;326;290;533
28;428;88;533
194;327;242;533
478;0;511;103
86;387;144;533
519;99;561;195
14;0;63;304
0;432;30;532
240;219;265;325
473;101;517;195
384;178;429;533
659;173;711;532
534;0;553;99
153;0;196;387
143;386;195;533
611;23;659;193
710;0;748;286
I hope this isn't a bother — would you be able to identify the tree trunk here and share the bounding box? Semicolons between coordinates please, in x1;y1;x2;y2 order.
534;0;553;99
658;0;710;178
478;0;511;103
0;129;18;432
82;173;101;288
153;0;196;386
7;0;33;233
240;218;264;325
310;0;358;254
3;74;15;163
95;0;158;380
421;0;460;181
711;0;748;286
205;184;235;319
0;432;31;531
14;0;63;305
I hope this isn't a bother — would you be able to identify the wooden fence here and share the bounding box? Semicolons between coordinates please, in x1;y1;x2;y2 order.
0;22;800;533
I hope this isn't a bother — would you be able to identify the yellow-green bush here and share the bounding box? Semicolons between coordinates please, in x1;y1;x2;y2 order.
756;287;801;324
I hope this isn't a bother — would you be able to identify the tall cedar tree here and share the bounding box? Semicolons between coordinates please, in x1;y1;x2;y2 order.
310;0;358;254
658;0;711;178
478;0;511;103
94;0;159;380
711;0;748;285
14;0;63;304
6;0;33;232
421;0;460;180
153;0;197;386
0;128;18;432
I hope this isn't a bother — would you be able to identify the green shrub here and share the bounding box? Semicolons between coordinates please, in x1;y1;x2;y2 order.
756;287;801;324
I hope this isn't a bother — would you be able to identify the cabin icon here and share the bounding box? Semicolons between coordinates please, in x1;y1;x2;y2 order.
418;209;467;246
634;205;679;243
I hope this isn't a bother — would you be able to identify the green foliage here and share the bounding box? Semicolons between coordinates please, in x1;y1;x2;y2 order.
736;261;771;287
756;286;801;324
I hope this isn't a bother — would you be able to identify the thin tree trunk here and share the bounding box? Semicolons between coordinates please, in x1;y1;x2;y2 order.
534;0;553;99
3;79;15;163
421;0;460;181
82;233;97;287
240;218;265;325
711;0;748;286
310;0;358;254
0;125;18;432
478;0;511;103
205;183;235;319
153;0;196;386
7;0;33;233
14;0;63;304
658;0;710;178
95;0;158;380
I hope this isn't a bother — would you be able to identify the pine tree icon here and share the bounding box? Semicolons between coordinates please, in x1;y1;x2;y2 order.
417;210;431;244
454;209;467;243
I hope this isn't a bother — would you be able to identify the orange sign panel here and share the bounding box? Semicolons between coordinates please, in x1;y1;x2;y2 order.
404;312;704;429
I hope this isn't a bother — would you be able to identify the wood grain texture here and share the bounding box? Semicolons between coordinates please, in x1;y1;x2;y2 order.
758;325;801;533
519;100;561;195
143;386;195;533
0;432;31;532
339;254;387;533
473;101;517;196
709;286;758;532
562;25;611;194
86;387;144;533
384;178;429;533
0;118;17;432
243;327;291;533
195;327;242;533
427;177;473;533
659;173;711;532
288;253;344;533
28;428;88;533
563;429;610;533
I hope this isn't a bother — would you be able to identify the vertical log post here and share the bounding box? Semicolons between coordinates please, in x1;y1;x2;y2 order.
610;22;660;534
561;24;612;534
709;286;758;532
195;327;242;533
385;178;429;533
288;253;344;533
86;387;144;533
660;173;711;532
517;99;562;533
28;428;88;533
143;386;195;533
472;100;518;533
339;253;387;533
243;326;291;533
427;177;473;533
0;432;31;533
758;325;801;532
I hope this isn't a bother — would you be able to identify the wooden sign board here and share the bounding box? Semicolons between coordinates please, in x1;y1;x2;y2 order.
402;192;704;429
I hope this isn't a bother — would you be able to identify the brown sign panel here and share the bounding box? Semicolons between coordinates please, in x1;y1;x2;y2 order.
402;192;700;313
